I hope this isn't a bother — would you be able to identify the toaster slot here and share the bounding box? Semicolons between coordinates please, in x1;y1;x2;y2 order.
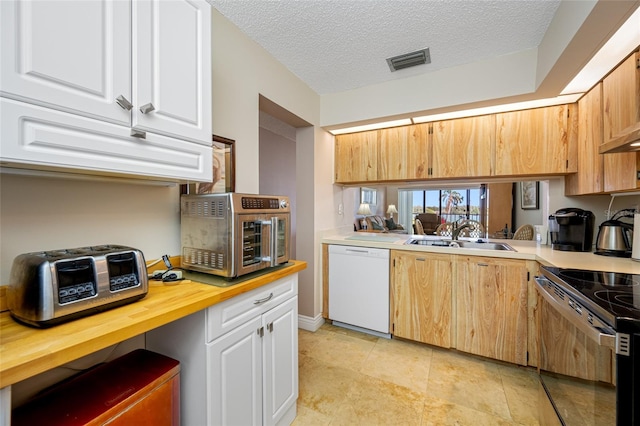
107;252;141;291
56;259;97;304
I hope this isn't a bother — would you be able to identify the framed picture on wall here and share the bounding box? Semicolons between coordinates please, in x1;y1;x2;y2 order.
360;187;377;205
181;135;236;194
520;181;539;210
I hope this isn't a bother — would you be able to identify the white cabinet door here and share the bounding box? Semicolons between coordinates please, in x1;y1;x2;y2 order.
133;0;212;146
208;316;263;426
262;296;298;426
0;0;131;125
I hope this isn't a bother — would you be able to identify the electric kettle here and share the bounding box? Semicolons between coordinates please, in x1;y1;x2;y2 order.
595;219;633;257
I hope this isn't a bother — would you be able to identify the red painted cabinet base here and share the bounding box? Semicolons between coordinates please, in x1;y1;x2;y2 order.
12;349;180;426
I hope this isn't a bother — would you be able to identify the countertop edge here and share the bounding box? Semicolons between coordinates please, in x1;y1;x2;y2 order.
321;234;640;274
0;260;307;388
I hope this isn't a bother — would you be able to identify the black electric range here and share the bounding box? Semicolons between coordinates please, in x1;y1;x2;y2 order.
540;266;640;327
538;265;640;426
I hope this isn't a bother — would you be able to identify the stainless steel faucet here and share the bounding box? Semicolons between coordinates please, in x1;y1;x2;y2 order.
451;223;472;240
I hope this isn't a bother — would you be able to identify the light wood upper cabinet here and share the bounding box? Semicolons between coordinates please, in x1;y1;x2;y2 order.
456;256;528;365
378;124;429;181
391;250;452;348
334;130;378;183
431;115;495;178
602;51;640;192
495;105;576;176
565;84;605;195
334;105;578;183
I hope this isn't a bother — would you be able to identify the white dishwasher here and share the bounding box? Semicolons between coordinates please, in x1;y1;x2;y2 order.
328;244;390;337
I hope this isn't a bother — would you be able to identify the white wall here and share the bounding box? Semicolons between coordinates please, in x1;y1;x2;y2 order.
0;173;181;284
321;49;537;127
212;9;320;193
319;1;638;129
212;10;329;318
259;114;298;259
547;178;640;246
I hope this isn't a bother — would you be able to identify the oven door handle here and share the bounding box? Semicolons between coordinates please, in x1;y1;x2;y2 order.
269;217;279;267
534;277;616;349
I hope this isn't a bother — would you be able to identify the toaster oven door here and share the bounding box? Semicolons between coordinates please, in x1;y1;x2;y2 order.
236;214;272;276
270;213;290;266
235;213;290;276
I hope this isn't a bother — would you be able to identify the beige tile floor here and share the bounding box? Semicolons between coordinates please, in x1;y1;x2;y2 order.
293;323;540;426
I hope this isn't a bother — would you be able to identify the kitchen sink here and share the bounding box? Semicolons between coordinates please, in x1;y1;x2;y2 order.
407;239;515;251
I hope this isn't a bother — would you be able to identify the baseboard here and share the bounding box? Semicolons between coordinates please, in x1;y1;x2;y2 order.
298;313;324;332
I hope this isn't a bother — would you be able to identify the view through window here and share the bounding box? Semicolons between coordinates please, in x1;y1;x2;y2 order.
404;186;485;225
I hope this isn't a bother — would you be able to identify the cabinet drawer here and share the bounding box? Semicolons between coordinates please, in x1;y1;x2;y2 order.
0;98;212;182
206;274;298;342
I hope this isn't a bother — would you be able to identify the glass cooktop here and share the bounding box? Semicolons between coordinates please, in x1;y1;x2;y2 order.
541;266;640;325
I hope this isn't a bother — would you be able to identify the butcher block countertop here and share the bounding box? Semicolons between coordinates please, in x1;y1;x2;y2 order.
322;232;640;274
0;260;307;389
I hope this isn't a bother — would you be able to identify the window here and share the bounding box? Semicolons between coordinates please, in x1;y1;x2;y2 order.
399;185;486;227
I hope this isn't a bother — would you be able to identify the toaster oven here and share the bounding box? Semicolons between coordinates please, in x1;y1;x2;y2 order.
181;193;290;278
8;245;148;327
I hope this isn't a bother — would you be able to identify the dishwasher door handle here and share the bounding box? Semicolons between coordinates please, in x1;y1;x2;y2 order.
345;248;371;254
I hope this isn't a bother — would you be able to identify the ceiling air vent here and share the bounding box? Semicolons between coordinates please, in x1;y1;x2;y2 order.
386;48;431;72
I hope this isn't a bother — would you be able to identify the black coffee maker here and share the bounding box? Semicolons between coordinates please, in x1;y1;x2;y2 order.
549;208;595;251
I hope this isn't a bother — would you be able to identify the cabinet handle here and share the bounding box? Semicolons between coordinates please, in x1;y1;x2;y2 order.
115;95;133;111
257;326;264;337
416;258;426;262
253;292;274;305
130;128;146;139
139;102;155;114
268;322;274;332
477;263;489;267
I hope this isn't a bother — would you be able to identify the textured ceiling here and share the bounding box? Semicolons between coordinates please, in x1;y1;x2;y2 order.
210;0;561;95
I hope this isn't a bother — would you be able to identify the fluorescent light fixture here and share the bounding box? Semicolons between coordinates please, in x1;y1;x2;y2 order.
329;118;412;135
412;94;582;123
562;7;640;95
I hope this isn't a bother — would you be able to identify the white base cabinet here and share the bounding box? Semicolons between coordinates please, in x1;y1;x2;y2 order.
146;274;299;426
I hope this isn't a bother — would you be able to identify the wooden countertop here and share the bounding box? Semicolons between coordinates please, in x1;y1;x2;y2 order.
0;260;307;389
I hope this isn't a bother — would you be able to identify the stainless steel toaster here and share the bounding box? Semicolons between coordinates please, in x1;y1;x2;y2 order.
8;245;148;327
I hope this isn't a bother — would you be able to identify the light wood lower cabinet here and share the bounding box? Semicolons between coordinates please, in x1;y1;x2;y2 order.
391;251;453;348
455;256;529;365
331;248;537;367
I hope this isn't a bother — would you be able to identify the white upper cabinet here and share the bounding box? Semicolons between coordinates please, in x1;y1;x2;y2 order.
133;0;211;145
0;0;212;180
1;0;131;125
